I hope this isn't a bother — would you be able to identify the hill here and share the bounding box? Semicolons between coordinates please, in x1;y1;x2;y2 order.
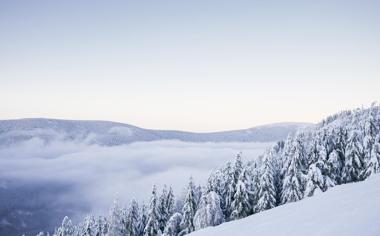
191;174;380;236
0;118;309;146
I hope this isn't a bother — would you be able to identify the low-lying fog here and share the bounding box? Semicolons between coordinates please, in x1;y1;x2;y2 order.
0;139;272;235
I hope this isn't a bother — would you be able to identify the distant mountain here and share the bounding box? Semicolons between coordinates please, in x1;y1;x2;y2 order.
0;119;311;146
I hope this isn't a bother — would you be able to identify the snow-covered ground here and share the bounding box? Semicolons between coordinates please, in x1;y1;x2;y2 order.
191;175;380;236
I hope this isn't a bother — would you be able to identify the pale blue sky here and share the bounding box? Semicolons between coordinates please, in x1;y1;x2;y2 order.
0;0;379;131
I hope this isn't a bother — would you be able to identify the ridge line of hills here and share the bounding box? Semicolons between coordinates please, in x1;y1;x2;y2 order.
0;118;311;146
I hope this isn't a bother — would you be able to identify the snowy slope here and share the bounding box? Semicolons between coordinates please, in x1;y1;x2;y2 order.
191;175;380;236
0;119;310;146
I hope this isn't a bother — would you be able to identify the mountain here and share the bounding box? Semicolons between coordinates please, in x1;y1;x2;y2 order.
190;174;380;236
0;118;310;146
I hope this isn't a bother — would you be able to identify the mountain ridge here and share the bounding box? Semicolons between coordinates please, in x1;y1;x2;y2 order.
0;118;311;146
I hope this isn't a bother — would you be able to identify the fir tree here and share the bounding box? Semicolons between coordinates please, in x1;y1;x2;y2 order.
362;109;380;178
108;200;126;236
304;161;324;197
220;161;233;217
255;152;277;212
79;215;96;236
230;168;251;220
163;213;182;236
126;200;140;236
157;186;170;233
364;134;380;177
342;131;364;182
55;216;75;236
138;204;148;236
281;135;307;204
144;186;161;236
193;191;224;230
179;178;197;235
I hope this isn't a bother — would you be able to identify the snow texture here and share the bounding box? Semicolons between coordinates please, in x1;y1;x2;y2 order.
190;174;380;236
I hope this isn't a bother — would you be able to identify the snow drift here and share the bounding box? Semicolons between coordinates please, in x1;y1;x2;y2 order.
190;174;380;236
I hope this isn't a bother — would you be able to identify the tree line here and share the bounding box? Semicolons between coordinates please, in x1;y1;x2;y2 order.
37;104;380;236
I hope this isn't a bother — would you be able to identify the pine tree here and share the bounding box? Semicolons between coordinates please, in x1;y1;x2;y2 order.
55;216;75;236
193;191;224;230
163;213;182;236
126;200;140;236
166;187;175;217
255;152;277;212
157;186;170;233
246;160;260;213
95;216;108;236
270;141;285;205
108;199;126;236
144;185;161;236
230;168;251;220
223;153;243;220
179;178;197;235
205;170;223;197
79;215;96;236
281;135;307;204
334;127;348;184
362;109;380;178
364;133;380;177
304;161;324;197
138;204;148;236
220;161;233;217
342;131;364;182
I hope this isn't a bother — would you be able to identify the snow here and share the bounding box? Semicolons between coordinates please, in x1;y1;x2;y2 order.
190;174;380;236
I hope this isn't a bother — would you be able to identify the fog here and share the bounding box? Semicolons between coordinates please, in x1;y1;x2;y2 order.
0;139;271;234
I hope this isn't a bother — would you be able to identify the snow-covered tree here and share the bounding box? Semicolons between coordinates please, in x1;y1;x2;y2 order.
163;213;182;236
166;187;176;217
95;216;108;236
230;168;251;220
157;186;170;233
205;169;223;196
144;186;161;236
220;161;233;217
342;131;364;183
362;109;380;178
304;161;324;197
193;191;224;230
108;200;126;236
246;159;260;213
222;153;244;220
281;134;307;204
125;200;140;236
138;204;148;236
255;152;277;212
55;216;75;236
78;215;96;236
179;178;197;235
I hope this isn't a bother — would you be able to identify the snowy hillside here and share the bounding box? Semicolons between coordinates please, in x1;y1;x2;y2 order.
0;119;309;146
27;104;380;236
190;175;380;236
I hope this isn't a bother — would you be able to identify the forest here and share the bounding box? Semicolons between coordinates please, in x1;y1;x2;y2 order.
38;104;380;236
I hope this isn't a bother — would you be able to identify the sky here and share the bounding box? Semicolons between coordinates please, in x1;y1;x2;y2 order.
0;0;379;132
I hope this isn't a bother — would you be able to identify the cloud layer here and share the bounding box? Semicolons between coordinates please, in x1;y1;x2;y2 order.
0;140;271;220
